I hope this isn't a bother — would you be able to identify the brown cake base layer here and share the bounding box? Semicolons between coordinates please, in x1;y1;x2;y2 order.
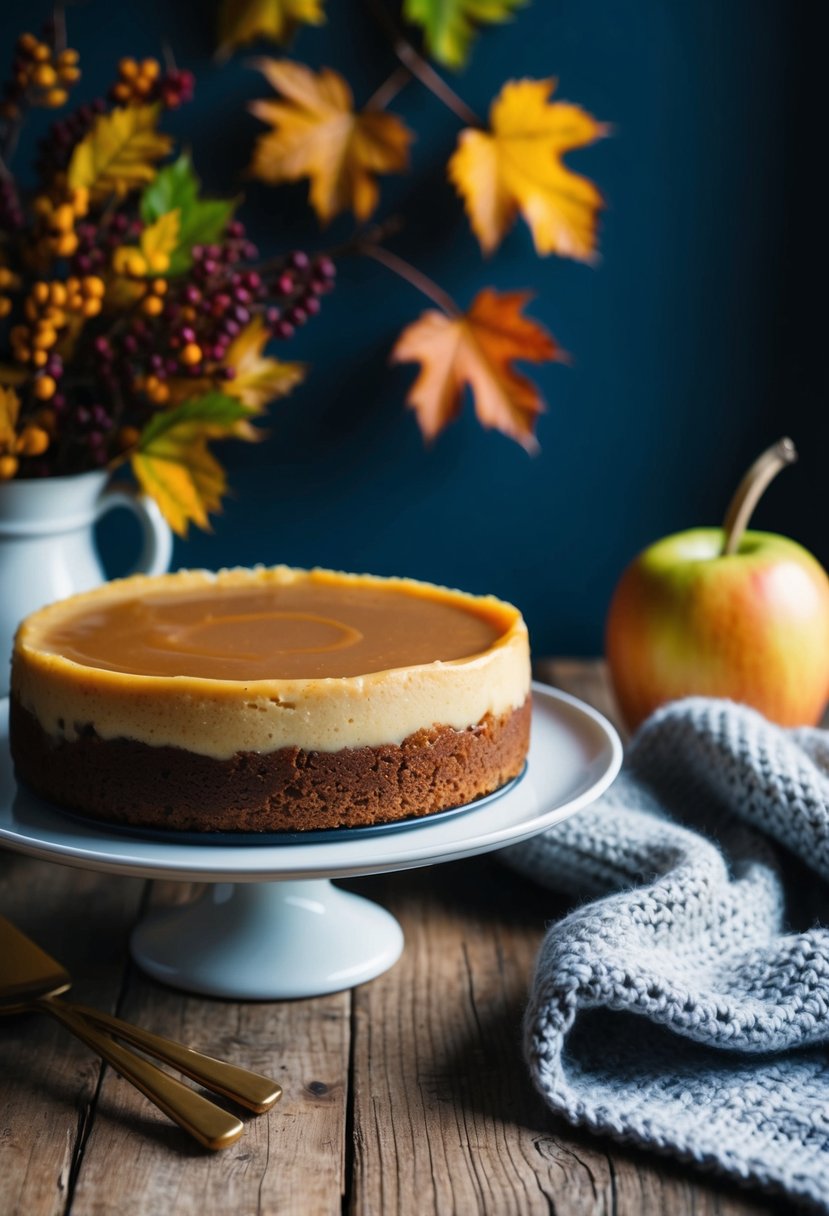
10;697;531;833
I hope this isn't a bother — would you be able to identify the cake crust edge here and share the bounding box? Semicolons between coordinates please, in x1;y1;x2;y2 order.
10;696;531;834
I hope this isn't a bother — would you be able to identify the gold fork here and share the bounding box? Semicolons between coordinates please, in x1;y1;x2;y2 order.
0;915;281;1148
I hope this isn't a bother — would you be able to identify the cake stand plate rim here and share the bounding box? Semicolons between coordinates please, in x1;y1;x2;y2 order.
0;682;622;882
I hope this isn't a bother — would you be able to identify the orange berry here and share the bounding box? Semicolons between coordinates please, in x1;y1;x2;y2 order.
32;43;50;63
32;350;48;368
59;65;81;84
180;343;202;366
49;282;67;307
54;231;77;257
58;48;80;66
32;281;49;305
70;187;89;216
52;203;74;232
151;278;168;296
147;252;170;274
116;425;141;451
33;326;57;349
0;455;19;480
141;295;164;317
34;376;56;401
32;63;57;88
83;276;105;298
17;426;50;457
82;298;102;318
44;88;69;108
149;382;170;404
141;59;160;80
17;33;38;53
125;251;148;277
0;299;11;319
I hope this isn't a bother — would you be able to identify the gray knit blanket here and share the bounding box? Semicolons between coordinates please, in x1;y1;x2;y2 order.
504;698;829;1212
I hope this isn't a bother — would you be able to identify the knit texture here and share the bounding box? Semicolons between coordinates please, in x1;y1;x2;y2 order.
504;697;829;1212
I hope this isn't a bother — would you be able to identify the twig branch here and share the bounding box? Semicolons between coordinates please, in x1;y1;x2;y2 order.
161;40;177;73
365;64;412;112
364;244;459;316
365;0;482;127
327;216;404;259
52;3;67;55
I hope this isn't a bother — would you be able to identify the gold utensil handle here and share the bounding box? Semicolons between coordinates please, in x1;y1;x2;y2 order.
70;1002;282;1113
36;997;244;1151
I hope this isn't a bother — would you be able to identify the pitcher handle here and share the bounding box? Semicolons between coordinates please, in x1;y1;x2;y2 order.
96;486;173;578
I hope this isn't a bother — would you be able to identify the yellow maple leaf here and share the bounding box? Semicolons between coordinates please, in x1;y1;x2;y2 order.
0;386;20;450
133;430;225;537
217;0;325;56
448;79;606;260
68;104;174;201
248;59;412;223
391;288;562;451
223;316;304;411
131;394;253;535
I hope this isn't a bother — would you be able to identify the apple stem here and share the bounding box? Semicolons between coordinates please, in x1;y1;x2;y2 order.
721;438;798;556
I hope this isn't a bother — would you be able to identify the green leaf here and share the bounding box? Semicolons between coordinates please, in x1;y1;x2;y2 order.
138;392;252;449
140;154;236;274
140;153;198;220
403;0;526;69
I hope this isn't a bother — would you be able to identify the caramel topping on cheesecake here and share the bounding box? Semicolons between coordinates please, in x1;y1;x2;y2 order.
13;567;530;759
37;580;503;681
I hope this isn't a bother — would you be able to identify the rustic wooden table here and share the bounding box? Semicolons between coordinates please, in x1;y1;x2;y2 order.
0;661;773;1216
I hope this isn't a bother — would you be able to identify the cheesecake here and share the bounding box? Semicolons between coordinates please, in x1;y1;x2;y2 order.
10;567;531;833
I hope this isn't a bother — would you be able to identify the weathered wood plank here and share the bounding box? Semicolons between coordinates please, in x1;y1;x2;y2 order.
349;859;557;1216
348;661;773;1216
535;657;625;737
0;852;145;1216
1;661;784;1216
67;881;350;1216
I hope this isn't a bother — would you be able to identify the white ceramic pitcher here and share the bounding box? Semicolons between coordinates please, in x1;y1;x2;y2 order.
0;470;173;697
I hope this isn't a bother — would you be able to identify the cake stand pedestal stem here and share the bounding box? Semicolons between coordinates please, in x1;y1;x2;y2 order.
130;880;404;1000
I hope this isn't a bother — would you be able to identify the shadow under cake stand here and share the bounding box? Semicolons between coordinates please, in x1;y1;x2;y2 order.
0;683;622;999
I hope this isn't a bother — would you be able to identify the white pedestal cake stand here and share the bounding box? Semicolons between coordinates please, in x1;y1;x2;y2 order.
0;683;621;999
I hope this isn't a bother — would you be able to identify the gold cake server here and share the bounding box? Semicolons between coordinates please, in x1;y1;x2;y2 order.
0;916;278;1147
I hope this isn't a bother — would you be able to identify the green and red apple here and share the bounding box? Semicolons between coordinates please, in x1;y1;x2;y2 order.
606;439;829;730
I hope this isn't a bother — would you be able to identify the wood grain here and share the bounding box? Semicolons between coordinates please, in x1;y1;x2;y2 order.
67;881;351;1216
0;853;145;1216
0;661;780;1215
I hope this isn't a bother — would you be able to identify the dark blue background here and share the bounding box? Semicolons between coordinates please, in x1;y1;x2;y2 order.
3;0;825;654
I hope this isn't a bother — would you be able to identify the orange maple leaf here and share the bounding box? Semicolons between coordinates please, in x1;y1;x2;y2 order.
449;79;607;260
217;0;326;58
391;289;562;451
248;59;412;223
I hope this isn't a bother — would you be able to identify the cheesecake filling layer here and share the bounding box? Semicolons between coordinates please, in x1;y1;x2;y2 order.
13;567;531;760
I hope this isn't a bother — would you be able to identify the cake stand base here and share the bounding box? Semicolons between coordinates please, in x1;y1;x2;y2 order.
130;879;405;999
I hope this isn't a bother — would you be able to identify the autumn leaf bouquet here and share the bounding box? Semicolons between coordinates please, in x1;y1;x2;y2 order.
0;22;334;535
220;0;608;453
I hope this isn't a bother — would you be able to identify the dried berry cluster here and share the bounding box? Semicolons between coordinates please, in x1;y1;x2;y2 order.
0;22;335;529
